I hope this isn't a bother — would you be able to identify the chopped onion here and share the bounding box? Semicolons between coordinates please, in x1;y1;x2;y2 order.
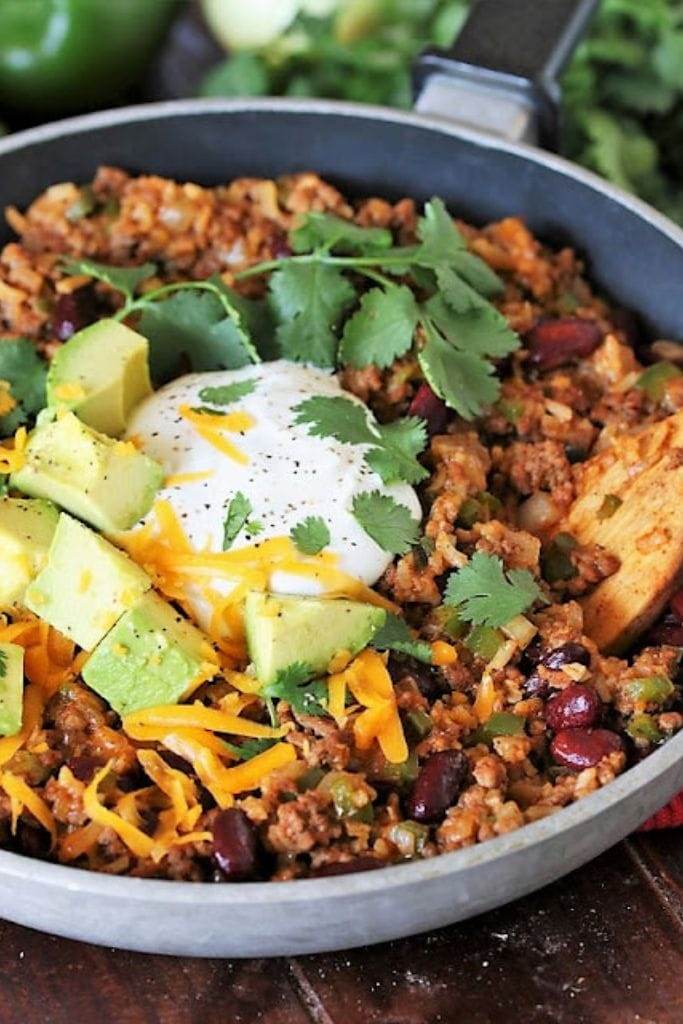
501;614;537;649
487;639;517;671
517;491;560;533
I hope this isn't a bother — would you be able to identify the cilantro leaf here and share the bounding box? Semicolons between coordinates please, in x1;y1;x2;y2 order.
137;290;258;386
198;378;256;406
368;417;429;486
294;396;427;485
414;199;503;297
222;492;252;549
435;265;489;315
294;395;376;446
415;197;467;266
370;612;432;664
352;491;419;555
444;551;543;628
262;662;328;716
0;338;48;437
339;284;420;369
290;516;331;555
424;294;519;359
61;257;156;300
418;321;501;420
245;519;264;537
223;737;277;761
0;650;6;679
290;212;393;255
269;262;355;367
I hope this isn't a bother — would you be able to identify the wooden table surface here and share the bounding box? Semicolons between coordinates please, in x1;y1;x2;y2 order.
1;829;681;1024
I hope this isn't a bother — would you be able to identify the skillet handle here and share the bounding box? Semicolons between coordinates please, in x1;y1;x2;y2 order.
414;0;598;149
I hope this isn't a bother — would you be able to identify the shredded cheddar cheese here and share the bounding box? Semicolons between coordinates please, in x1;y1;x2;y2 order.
83;763;155;860
165;470;216;487
179;404;254;465
119;501;396;654
0;771;56;848
0;381;17;418
330;650;408;764
122;702;287;740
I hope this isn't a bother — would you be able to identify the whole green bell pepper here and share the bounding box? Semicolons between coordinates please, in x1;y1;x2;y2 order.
0;0;176;116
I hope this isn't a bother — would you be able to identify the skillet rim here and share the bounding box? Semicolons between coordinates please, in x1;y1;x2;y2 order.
0;95;681;906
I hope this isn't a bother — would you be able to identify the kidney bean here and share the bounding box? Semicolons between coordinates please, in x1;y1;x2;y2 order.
409;383;449;436
213;808;259;881
388;654;450;701
541;642;591;671
52;286;98;341
406;750;469;823
546;684;601;731
523;673;549;699
311;856;383;878
527;317;603;371
551;728;623;770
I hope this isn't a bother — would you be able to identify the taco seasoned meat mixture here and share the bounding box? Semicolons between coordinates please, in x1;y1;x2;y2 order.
0;167;680;882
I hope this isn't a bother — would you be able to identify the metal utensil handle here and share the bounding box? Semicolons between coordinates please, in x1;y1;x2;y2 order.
414;0;599;148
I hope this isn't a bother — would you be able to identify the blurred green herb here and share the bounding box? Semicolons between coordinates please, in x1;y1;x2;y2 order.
199;0;683;224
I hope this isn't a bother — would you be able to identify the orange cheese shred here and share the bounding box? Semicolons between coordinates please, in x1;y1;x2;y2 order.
0;771;56;848
59;821;103;862
83;763;155;860
122;703;286;740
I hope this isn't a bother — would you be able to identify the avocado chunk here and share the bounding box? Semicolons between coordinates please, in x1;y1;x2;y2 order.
0;643;24;736
82;591;217;716
245;592;386;685
47;319;152;438
25;514;151;651
11;411;163;533
0;497;59;607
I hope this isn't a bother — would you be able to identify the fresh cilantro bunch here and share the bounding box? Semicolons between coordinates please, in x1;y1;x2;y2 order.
444;551;544;628
562;0;683;224
240;197;519;419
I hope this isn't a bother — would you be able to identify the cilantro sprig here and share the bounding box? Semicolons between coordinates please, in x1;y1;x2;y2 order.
444;552;544;628
290;516;331;555
352;491;419;555
370;612;432;664
262;662;327;716
294;395;428;486
0;338;48;438
236;198;519;419
61;259;261;386
222;492;252;550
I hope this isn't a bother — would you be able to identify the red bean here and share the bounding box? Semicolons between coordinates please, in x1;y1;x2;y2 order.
527;317;603;371
546;684;601;731
406;750;469;823
523;673;549;699
311;856;382;878
551;728;623;770
409;383;449;436
541;643;591;671
52;287;98;341
213;808;259;880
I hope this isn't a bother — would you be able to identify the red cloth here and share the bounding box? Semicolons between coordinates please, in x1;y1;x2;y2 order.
639;792;683;831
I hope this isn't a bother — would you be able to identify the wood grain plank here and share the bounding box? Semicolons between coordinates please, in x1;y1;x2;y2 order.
627;830;683;925
0;924;310;1024
291;842;683;1024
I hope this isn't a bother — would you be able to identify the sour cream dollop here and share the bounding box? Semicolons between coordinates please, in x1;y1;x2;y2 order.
126;360;420;625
